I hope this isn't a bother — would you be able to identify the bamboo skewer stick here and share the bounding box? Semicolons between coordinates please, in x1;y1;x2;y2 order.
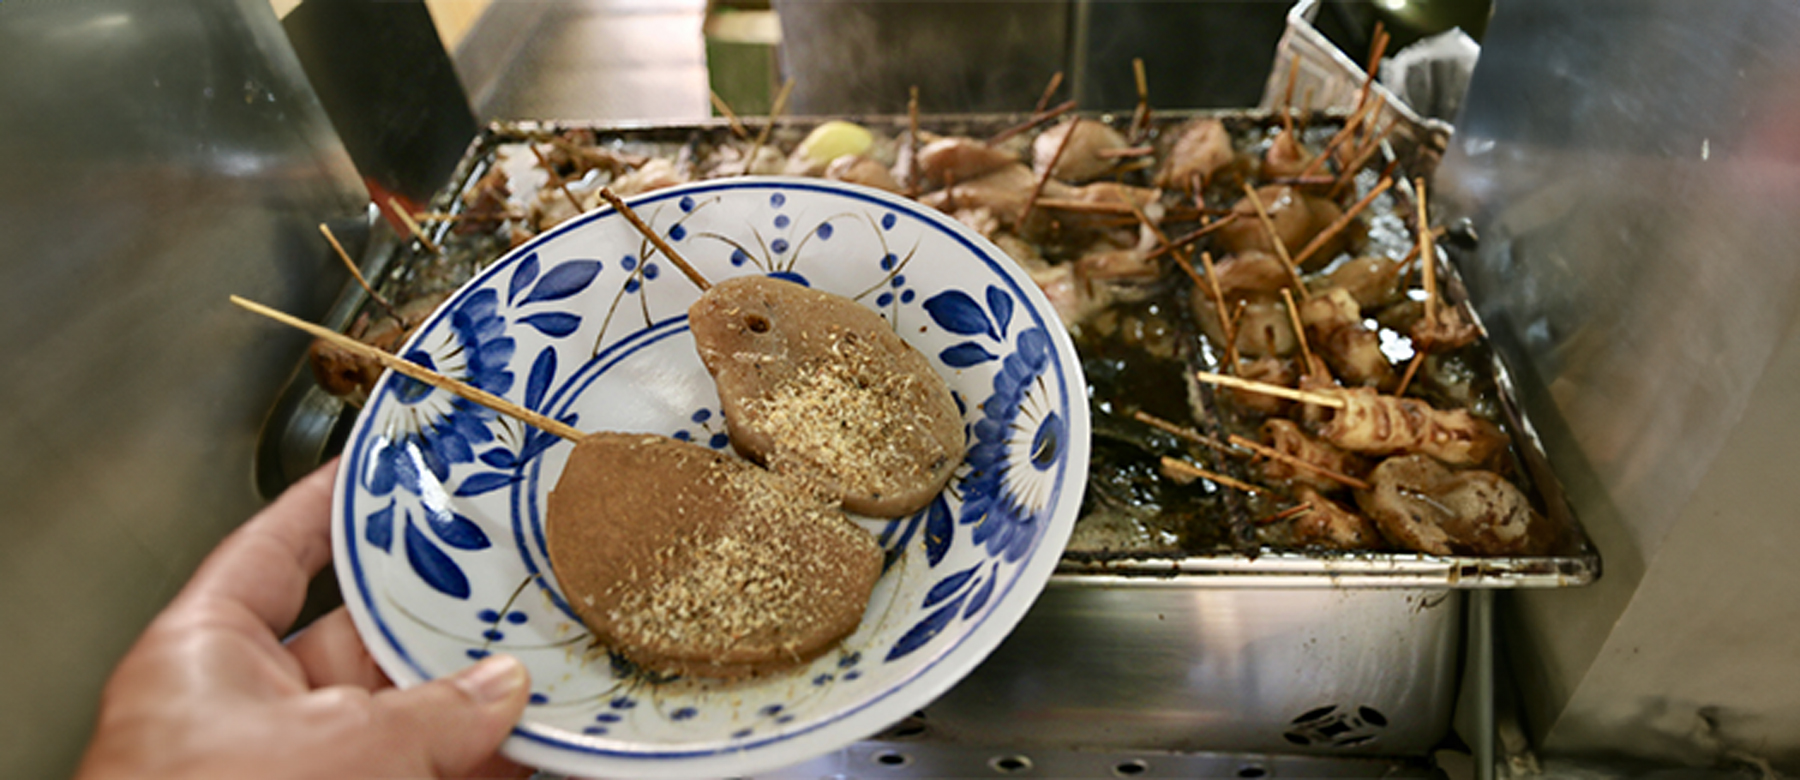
1417;176;1437;326
1130;57;1152;142
989;99;1077;145
1198;250;1242;369
1331;118;1397;199
1281;287;1316;373
1296;91;1385;181
319;224;403;325
906;85;922;197
231;296;584;442
1196;370;1345;408
1256;503;1314;526
1227;433;1371;491
596;188;710;293
1161;457;1267;495
1034;71;1065;114
1020;117;1077;225
1242;183;1310;299
743;78;795;176
388;197;442;256
1289;176;1394;270
1395;349;1427;398
707;90;750;140
1145;213;1238;261
528;143;585;214
1130;410;1237;457
1279;53;1301;135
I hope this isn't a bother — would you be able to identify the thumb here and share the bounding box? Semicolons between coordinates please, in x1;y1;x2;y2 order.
374;654;532;777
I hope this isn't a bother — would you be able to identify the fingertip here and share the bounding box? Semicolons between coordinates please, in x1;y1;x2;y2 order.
449;654;530;708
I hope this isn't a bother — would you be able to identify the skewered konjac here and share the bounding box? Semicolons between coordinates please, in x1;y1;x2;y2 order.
316;90;1562;560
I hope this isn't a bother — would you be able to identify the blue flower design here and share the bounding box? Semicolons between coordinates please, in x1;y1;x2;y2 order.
364;290;516;496
960;327;1060;562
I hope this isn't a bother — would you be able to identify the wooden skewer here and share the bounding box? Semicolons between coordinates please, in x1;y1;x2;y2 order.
1160;457;1267;495
906;85;922;197
707;90;750;140
231;296;584;442
1331;118;1397;199
743;78;795;176
1351;22;1390;123
1144;213;1238;261
528;143;585;214
1196;370;1345;408
1416;176;1437;326
1096;145;1156;159
1256;502;1314;526
989;99;1077;145
1130;410;1240;459
1395;349;1427;398
1130;57;1152;142
388;197;443;256
1198;250;1241;369
1034;70;1065;114
1241;183;1309;299
1296;91;1383;181
1289;175;1394;270
595;188;710;293
1281;287;1316;373
1227;433;1371;491
1021;117;1077;225
319;223;402;325
1279;53;1301;135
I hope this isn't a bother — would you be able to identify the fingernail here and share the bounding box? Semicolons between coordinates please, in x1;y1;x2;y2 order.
452;654;527;704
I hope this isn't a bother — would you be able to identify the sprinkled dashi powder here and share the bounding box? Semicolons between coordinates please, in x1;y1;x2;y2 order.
605;466;876;660
744;326;953;503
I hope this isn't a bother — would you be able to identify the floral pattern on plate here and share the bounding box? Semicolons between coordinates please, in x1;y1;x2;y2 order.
333;177;1089;779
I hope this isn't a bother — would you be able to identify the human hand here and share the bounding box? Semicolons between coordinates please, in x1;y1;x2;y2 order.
74;460;534;780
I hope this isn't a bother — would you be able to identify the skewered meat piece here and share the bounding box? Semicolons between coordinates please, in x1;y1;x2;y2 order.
1194;295;1297;359
916;136;1019;188
456;168;513;235
1228;356;1297;416
1290;486;1383;550
1310;255;1406;310
1034;118;1129;183
1262;129;1314;180
824;154;904;193
1260;418;1367;495
1319;386;1507;468
1155;118;1236;192
545;432;882;679
1410;302;1481;351
544;133;646;179
919;163;1072;228
308;291;451;401
1356;454;1551;556
689;276;965;517
1300;287;1396;388
1215;185;1349;269
1212;251;1295;300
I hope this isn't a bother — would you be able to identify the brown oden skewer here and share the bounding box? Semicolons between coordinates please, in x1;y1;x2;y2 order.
231;296;585;442
1241;183;1310;299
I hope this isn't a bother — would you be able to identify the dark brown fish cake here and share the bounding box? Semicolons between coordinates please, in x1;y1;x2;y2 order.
546;432;883;679
689;276;965;518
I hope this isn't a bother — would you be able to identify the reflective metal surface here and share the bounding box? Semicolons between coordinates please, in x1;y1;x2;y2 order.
920;585;1462;756
0;1;366;776
1437;0;1800;768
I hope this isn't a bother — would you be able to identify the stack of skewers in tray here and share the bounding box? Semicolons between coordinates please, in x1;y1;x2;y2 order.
306;62;1583;566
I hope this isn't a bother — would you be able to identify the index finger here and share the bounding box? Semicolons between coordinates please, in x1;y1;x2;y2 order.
175;459;341;634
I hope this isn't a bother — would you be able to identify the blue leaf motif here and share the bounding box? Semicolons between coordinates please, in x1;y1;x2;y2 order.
366;501;395;552
522;260;602;305
526;347;556;411
404;516;470;599
456;471;519;497
924;494;953;567
986;286;1014;337
885;591;968;662
519;312;581;338
426;506;492;550
964;562;999;617
509;253;540;305
520;429;560;463
923;290;995;338
923;564;979;608
940;343;998;368
479;449;517;469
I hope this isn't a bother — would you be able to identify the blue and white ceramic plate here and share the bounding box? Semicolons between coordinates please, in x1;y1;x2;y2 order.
332;177;1089;779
